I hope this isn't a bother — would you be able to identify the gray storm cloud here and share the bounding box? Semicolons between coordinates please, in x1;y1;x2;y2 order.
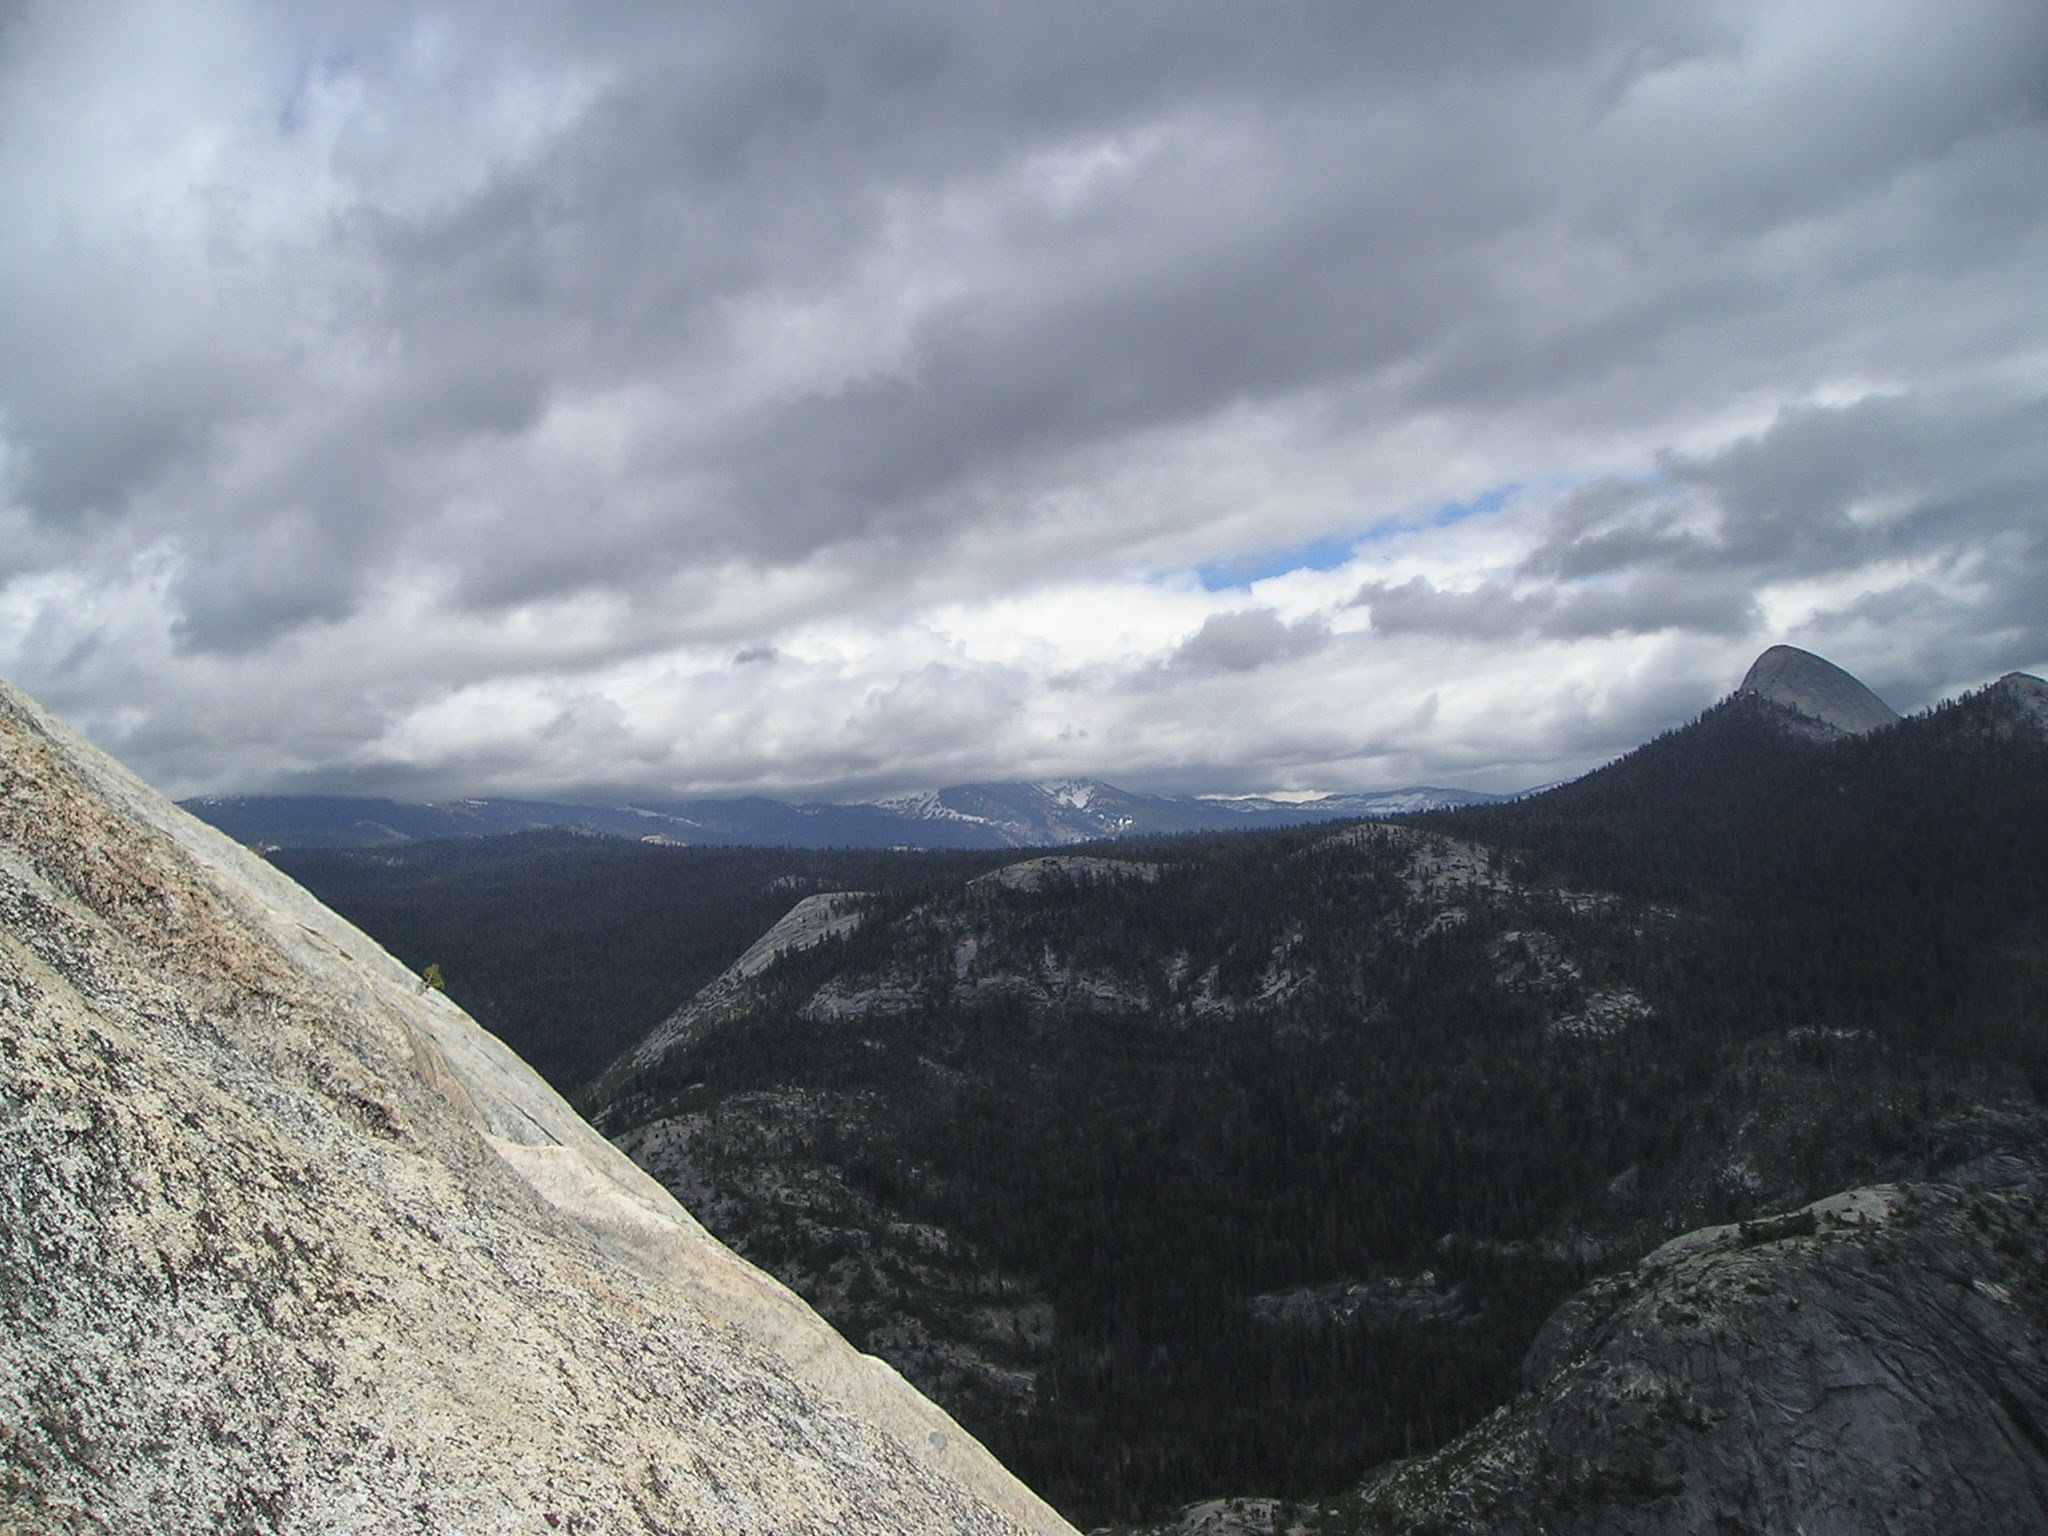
0;0;2043;798
1171;610;1331;674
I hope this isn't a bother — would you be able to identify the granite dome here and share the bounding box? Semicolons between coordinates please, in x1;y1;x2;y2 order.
1737;645;1901;738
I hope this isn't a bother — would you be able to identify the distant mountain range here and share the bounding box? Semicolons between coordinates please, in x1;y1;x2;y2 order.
559;649;2048;1522
260;645;2048;1527
183;777;1506;851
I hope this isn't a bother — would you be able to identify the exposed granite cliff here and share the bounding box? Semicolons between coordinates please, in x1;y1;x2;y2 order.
1337;1174;2048;1534
0;678;1074;1535
1123;1155;2048;1536
1737;644;1900;737
1984;671;2048;736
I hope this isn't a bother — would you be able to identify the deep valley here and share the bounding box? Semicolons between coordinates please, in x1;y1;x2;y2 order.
274;653;2048;1529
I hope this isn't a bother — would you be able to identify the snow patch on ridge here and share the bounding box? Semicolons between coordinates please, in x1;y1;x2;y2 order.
1034;780;1099;811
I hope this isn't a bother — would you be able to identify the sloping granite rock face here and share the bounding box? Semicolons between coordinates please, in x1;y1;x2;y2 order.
1737;645;1900;737
0;679;1074;1536
1987;671;2048;735
1346;1179;2048;1535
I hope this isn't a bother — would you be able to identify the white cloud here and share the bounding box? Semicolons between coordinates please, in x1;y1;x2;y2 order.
1;1;2044;800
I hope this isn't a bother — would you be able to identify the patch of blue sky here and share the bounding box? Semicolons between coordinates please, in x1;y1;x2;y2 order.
1193;481;1523;591
1431;481;1520;528
1195;533;1359;591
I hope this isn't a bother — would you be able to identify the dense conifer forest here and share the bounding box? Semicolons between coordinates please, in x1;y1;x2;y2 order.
279;684;2048;1526
1435;688;2048;1084
276;837;1011;1090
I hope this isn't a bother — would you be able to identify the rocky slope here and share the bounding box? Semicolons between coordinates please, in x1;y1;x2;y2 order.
583;823;1790;1519
1736;643;1900;736
1126;1153;2048;1536
630;889;873;1068
582;655;2048;1523
1982;670;2048;735
1332;1168;2048;1534
0;677;1074;1535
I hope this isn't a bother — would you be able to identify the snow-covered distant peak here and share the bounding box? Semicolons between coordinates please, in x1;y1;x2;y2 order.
874;790;942;816
874;790;994;826
1033;780;1105;811
1336;789;1473;815
1195;790;1329;805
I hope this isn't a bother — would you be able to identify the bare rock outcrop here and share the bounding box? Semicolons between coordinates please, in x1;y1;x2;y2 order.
1737;644;1900;737
631;890;871;1067
1345;1179;2048;1534
1986;671;2048;735
0;678;1074;1535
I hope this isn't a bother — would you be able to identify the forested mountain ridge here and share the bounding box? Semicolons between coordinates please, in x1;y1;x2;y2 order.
262;653;2048;1527
192;778;1503;852
1430;668;2048;1084
575;658;2048;1527
586;829;1694;1521
1137;1159;2048;1536
271;838;1014;1092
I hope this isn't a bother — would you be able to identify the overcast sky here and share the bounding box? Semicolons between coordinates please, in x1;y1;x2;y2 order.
2;1;2044;802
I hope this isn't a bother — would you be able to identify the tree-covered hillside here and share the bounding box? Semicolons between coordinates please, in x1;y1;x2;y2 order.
590;829;1706;1520
586;680;2048;1524
279;678;2048;1527
1434;682;2048;1082
277;834;1010;1090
